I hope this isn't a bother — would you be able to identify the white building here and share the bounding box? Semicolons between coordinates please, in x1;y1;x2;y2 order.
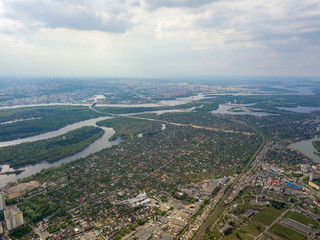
301;164;312;173
121;192;151;207
4;207;24;231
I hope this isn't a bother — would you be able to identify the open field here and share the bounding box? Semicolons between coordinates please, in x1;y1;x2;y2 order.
252;206;287;226
5;181;40;199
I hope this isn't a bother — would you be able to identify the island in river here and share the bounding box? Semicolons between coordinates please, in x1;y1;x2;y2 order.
312;141;320;155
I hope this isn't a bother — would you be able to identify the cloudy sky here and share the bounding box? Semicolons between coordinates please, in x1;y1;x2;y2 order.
0;0;319;77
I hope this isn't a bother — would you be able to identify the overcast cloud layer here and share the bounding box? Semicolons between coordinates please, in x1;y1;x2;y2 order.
0;0;319;77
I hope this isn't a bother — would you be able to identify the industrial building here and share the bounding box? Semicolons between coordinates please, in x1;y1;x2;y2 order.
281;218;312;235
121;192;151;207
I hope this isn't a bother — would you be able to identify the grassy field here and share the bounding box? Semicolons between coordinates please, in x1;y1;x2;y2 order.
240;222;264;237
269;223;306;240
252;207;286;226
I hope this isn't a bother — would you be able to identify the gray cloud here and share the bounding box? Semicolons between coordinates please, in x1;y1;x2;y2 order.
193;1;320;50
2;0;132;33
144;0;219;9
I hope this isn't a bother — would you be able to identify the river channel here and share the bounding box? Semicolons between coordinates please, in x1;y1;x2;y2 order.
0;94;206;187
290;136;320;163
0;89;316;187
211;103;276;117
0;116;121;187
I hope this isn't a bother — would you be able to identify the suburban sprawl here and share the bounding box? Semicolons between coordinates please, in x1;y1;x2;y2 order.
1;77;320;240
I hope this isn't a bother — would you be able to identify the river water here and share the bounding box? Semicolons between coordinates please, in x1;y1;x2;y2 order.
0;93;206;187
290;136;320;163
0;89;316;187
0;119;120;186
211;103;276;117
0;116;111;148
0;93;205;186
277;106;320;113
0;93;207;109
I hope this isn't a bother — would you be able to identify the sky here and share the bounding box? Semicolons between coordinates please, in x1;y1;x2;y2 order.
0;0;319;78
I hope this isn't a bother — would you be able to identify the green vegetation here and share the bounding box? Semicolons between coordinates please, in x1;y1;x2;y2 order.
240;222;264;237
252;206;287;226
0;106;103;141
0;126;103;167
8;224;32;239
269;223;305;240
5;198;18;205
97;116;154;141
313;141;320;155
291;172;303;178
270;200;285;209
18;196;59;223
221;229;254;240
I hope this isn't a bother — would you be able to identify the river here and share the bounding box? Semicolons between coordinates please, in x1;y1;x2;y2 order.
0;93;204;187
0;108;187;187
211;103;276;117
0;116;112;148
0;93;207;109
0;120;121;187
290;136;320;163
0;90;314;186
277;106;320;113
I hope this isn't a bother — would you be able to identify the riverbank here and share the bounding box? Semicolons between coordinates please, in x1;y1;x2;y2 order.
290;136;320;163
312;141;320;156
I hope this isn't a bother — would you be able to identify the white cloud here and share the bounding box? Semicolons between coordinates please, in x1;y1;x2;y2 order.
0;0;319;76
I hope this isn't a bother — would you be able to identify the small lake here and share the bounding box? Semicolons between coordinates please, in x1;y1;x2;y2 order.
277;106;320;113
211;103;276;117
290;136;320;162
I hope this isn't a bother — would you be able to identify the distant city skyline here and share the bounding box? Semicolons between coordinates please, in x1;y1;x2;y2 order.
0;0;319;77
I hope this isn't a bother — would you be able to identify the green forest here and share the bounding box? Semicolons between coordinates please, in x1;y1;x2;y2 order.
313;141;320;155
0;126;104;167
0;106;103;141
97;117;154;141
